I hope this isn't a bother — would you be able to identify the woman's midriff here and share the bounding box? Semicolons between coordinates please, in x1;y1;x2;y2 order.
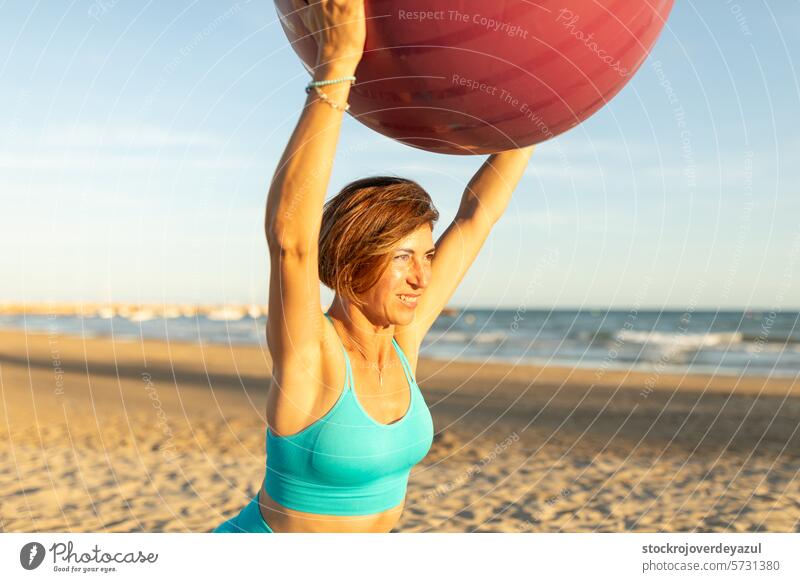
257;481;405;533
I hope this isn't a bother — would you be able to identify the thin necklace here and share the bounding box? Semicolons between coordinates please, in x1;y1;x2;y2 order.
342;329;388;387
351;341;387;387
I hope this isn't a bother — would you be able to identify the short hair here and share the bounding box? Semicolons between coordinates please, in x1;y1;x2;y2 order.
318;176;439;307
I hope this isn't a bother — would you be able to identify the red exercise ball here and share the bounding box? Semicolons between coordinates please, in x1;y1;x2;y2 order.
276;1;674;155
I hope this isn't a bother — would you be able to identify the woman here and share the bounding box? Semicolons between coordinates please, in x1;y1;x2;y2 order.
214;0;534;533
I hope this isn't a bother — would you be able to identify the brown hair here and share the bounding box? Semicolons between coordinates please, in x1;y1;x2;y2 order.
319;176;439;307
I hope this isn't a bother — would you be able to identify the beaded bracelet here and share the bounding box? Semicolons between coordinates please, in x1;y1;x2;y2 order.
310;85;350;112
304;75;356;93
305;76;355;111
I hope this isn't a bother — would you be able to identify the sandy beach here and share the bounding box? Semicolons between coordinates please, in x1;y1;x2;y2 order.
1;329;798;533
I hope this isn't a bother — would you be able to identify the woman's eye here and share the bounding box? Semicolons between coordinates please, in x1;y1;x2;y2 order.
394;254;410;262
426;254;435;262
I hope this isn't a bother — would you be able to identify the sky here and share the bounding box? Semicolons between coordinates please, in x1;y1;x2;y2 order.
1;1;799;310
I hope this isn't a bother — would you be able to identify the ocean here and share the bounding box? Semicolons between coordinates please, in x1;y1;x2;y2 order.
2;309;798;378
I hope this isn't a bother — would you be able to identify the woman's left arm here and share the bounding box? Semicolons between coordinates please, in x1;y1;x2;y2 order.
398;145;535;346
456;145;535;227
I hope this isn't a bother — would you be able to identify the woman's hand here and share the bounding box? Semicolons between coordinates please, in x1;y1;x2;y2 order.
294;0;366;71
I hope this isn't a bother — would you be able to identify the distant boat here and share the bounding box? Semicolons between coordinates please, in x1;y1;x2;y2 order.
441;307;459;317
161;307;182;319
207;307;247;321
179;305;198;317
97;307;116;319
127;309;156;322
247;305;265;319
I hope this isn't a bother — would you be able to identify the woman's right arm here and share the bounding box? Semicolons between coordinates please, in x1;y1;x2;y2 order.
264;0;365;366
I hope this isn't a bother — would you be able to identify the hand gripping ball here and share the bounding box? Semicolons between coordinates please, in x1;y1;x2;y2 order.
276;1;674;155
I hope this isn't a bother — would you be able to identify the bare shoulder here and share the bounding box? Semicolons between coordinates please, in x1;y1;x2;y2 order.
266;313;347;436
319;313;348;372
270;312;348;384
392;324;423;377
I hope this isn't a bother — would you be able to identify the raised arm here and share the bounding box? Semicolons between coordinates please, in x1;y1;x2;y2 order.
397;146;536;349
265;0;365;362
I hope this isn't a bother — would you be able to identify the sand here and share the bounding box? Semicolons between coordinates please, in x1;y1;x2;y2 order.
1;329;798;533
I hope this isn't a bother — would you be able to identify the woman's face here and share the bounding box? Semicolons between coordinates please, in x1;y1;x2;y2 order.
359;224;436;326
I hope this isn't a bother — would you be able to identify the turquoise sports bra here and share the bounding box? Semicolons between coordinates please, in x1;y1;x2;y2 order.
264;312;434;516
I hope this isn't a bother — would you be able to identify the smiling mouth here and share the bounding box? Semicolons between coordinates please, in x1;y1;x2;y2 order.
397;294;419;307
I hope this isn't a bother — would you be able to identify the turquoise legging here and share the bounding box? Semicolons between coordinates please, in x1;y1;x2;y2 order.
213;494;273;533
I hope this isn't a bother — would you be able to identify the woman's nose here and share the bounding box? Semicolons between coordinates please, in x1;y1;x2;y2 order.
409;258;429;288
